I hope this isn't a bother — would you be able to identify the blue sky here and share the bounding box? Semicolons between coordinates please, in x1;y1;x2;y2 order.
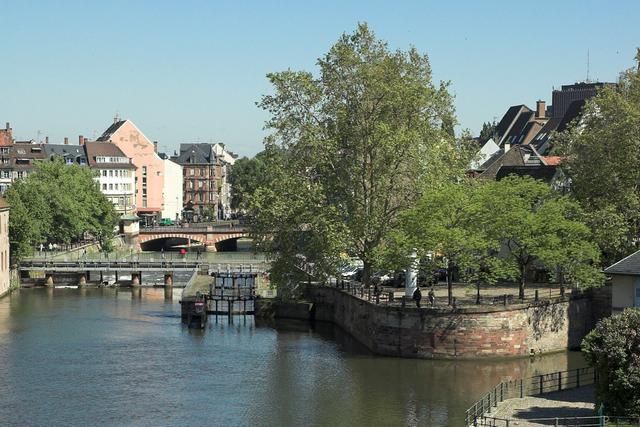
2;0;639;157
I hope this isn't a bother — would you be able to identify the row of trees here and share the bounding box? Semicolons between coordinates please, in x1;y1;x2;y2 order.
237;24;603;300
387;177;602;302
6;158;118;260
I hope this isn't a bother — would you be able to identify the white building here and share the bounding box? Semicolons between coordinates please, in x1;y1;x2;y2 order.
161;157;183;221
85;141;136;215
212;143;237;219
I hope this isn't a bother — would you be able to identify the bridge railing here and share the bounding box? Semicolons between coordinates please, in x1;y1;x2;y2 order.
139;225;247;233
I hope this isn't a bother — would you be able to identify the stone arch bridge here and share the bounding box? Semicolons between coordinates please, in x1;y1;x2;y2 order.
137;225;248;252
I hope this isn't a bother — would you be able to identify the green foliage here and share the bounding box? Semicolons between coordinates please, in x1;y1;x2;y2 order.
555;53;640;264
479;120;496;143
477;175;603;298
5;158;118;260
252;24;473;288
391;176;603;301
228;150;275;210
396;181;511;304
582;309;640;417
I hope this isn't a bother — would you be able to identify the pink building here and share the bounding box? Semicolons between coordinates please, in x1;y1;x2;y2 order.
97;119;164;217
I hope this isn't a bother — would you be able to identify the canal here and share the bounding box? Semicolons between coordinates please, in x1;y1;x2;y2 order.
0;288;585;426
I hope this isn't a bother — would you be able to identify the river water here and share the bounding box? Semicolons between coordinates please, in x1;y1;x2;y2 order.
0;288;585;426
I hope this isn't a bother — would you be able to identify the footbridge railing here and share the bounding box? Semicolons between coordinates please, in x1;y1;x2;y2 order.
465;367;597;426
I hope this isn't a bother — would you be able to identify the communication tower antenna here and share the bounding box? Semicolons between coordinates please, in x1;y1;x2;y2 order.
586;49;590;83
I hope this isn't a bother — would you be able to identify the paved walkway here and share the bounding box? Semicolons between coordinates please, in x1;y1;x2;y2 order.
489;385;595;426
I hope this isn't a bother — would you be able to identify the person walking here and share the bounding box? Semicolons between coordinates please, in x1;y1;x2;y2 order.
412;286;422;308
428;287;435;307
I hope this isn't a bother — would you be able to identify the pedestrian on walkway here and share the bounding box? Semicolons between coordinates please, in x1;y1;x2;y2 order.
428;287;435;307
412;286;422;308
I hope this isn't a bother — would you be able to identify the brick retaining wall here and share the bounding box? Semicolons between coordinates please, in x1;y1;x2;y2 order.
307;287;600;359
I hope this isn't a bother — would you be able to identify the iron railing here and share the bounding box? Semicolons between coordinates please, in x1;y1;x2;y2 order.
465;367;597;426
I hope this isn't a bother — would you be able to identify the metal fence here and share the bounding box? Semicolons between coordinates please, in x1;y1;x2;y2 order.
465;367;597;426
476;415;640;426
325;278;577;309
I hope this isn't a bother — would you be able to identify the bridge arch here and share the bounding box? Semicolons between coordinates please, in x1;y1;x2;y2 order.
212;233;246;252
138;234;208;251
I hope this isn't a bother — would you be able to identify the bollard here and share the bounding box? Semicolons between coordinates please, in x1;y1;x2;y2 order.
535;289;539;301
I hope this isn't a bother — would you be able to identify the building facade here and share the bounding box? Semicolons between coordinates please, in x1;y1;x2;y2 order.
0;198;10;298
84;141;136;215
160;154;183;221
171;143;236;220
97;119;165;217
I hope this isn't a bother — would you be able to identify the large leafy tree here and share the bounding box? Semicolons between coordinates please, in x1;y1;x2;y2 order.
397;181;507;305
477;176;602;299
582;308;640;417
555;52;640;264
6;158;118;260
228;149;279;211
251;24;472;288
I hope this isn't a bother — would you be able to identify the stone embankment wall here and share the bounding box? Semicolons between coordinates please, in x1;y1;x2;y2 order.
304;287;607;359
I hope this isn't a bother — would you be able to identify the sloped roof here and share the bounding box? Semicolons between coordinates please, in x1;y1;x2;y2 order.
495;105;530;141
172;143;216;165
84;141;136;169
604;250;640;276
502;111;535;146
43;144;88;164
96;120;127;141
542;156;562;166
530;117;562;154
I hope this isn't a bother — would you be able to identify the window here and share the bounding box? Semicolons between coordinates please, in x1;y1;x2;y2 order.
114;183;119;190
17;171;24;179
200;168;205;176
198;180;203;189
109;184;113;190
190;168;194;176
2;171;9;179
102;170;107;177
109;170;113;177
102;183;107;190
1;159;8;164
142;166;147;176
0;148;8;154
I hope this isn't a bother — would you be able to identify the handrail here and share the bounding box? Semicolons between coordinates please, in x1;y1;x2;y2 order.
464;366;597;426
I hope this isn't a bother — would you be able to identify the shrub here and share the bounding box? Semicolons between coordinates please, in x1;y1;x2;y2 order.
582;308;640;417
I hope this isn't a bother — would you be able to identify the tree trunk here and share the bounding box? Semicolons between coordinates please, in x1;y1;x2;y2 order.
362;259;372;287
519;264;526;300
476;281;481;305
447;266;453;306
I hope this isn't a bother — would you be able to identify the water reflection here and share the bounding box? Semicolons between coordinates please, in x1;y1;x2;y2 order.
0;288;584;426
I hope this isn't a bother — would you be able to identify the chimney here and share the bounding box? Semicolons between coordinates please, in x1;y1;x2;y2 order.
64;137;69;145
5;122;9;131
153;141;158;153
45;136;49;144
79;135;84;145
536;100;546;119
